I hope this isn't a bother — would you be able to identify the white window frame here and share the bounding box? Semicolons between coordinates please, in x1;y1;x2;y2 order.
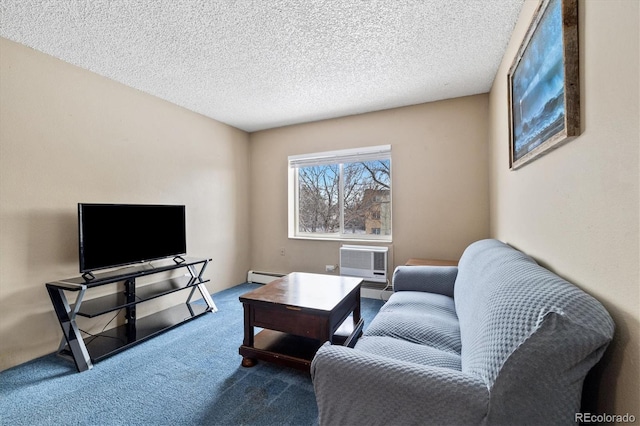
288;145;392;242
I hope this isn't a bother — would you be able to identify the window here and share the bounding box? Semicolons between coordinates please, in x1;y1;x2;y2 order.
288;145;391;241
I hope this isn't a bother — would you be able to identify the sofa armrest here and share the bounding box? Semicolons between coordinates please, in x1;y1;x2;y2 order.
311;344;488;426
392;265;458;296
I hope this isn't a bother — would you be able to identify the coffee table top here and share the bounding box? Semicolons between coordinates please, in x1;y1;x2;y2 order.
240;272;363;312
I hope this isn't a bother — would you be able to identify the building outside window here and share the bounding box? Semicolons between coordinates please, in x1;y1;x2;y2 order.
288;145;391;241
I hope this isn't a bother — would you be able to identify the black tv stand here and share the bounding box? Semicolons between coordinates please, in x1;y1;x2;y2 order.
46;257;216;372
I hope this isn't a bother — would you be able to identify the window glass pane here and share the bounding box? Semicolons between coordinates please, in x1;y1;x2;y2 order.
297;164;340;234
343;160;391;236
289;146;391;241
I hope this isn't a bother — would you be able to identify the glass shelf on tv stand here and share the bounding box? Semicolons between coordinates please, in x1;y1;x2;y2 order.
45;257;217;372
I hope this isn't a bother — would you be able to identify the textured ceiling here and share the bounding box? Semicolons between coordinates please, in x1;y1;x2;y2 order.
1;0;524;132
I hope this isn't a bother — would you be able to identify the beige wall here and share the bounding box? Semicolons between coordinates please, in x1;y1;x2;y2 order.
249;95;490;276
0;38;251;371
489;0;639;416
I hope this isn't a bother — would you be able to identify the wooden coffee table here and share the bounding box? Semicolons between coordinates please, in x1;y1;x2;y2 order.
238;272;363;371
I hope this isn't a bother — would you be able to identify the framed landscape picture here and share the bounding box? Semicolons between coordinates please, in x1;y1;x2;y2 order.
508;0;580;170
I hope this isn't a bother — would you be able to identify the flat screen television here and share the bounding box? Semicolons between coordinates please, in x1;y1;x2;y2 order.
78;203;187;274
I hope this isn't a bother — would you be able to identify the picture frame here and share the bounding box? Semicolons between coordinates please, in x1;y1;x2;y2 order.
508;0;580;170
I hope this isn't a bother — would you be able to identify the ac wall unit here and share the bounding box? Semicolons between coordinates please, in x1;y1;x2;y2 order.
339;245;388;283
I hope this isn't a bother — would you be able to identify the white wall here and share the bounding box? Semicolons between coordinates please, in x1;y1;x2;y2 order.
488;0;639;415
0;38;251;370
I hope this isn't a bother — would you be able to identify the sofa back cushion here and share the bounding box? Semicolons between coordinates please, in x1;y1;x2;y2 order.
453;239;614;421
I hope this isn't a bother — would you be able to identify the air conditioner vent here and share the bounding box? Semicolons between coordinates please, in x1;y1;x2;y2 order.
373;252;386;271
340;245;388;283
341;249;372;270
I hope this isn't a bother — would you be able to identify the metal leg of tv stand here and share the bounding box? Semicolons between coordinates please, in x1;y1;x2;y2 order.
186;263;218;313
46;284;93;372
198;283;218;312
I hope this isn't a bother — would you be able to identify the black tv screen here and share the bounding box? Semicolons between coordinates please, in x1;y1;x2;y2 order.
78;203;187;273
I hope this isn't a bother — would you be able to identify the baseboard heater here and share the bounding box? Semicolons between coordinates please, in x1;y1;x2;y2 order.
247;270;285;284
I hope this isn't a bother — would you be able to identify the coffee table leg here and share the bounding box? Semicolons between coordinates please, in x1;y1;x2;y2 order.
241;303;257;367
327;288;363;345
350;289;364;343
241;357;257;367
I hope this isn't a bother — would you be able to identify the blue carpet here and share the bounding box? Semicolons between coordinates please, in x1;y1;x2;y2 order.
0;283;384;426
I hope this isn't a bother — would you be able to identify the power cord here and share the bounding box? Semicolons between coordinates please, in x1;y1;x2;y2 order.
379;278;391;301
80;308;125;345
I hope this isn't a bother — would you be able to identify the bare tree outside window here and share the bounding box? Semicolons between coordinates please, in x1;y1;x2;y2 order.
297;159;391;238
297;164;339;233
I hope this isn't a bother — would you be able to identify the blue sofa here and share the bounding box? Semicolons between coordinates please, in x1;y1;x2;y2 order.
311;239;614;425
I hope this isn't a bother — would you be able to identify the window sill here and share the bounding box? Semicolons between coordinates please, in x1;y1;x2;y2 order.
289;235;392;243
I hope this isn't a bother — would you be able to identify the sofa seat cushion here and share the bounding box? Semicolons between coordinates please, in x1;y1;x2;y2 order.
364;291;461;354
355;336;462;370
